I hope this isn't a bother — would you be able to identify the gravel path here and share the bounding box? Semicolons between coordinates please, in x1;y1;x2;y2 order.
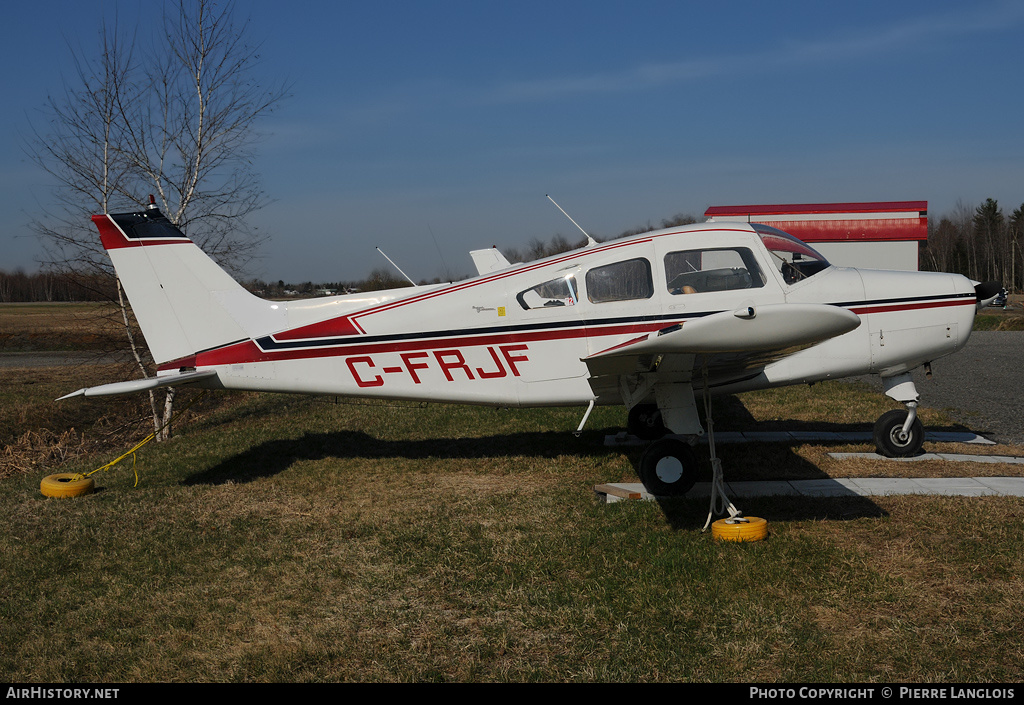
858;331;1024;445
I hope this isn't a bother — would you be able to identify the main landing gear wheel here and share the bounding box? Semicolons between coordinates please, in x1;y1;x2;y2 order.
873;409;925;458
628;404;667;440
639;439;698;497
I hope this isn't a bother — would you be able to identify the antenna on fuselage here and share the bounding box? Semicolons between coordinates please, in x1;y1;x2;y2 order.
546;194;598;247
375;247;417;286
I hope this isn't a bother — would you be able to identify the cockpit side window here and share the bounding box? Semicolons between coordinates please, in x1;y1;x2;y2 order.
752;224;831;284
586;258;653;303
517;275;578;310
665;247;765;295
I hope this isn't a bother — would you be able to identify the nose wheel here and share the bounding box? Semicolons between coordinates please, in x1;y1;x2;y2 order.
873;408;924;457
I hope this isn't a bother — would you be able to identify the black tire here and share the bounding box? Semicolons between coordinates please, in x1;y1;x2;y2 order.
639;439;698;496
873;409;925;458
628;404;667;440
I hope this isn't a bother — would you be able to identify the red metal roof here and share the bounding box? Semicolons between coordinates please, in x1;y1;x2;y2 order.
749;219;927;243
704;201;928;242
704;201;927;217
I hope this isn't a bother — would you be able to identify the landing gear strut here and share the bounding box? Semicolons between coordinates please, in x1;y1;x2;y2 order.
629;374;765;540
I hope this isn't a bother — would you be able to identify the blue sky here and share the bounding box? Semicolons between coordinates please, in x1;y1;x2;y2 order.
4;0;1024;283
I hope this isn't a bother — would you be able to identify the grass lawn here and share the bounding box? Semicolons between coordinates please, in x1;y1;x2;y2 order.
2;361;1023;682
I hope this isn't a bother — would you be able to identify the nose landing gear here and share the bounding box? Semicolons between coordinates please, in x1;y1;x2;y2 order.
874;372;926;457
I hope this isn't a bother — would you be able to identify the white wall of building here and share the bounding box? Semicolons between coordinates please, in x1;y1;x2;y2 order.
811;241;919;271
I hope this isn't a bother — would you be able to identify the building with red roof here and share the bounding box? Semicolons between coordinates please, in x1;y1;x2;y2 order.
704;201;927;271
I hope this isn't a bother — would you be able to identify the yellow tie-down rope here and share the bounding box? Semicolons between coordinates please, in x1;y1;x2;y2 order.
40;391;208;497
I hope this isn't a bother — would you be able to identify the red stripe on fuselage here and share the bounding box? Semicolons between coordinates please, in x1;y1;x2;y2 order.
157;320;672;371
848;299;973;315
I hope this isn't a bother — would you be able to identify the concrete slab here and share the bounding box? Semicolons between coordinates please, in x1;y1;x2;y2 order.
788;478;864;497
843;478;933;496
729;481;803;498
935;453;1024;464
604;429;996;447
829;452;943;461
975;478;1024;496
710;432;748;443
829;452;1024;464
909;478;997;496
790;431;845;441
594;477;1024;502
595;424;1020;504
742;431;800;442
930;432;997;445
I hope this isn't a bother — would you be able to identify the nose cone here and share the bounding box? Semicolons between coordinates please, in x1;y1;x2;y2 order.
974;280;1002;309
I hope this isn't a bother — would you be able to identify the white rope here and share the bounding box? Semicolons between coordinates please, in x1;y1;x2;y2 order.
701;363;745;532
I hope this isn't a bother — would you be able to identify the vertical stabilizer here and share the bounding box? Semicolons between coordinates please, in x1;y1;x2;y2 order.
92;207;282;365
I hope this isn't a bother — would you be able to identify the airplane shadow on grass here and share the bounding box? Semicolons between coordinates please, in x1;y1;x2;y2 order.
182;395;896;528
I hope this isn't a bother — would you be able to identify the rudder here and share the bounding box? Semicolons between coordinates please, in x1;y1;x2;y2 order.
93;205;281;366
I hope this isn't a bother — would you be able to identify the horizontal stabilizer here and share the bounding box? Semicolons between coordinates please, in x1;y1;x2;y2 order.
588;303;861;359
470;247;512;275
57;369;218;400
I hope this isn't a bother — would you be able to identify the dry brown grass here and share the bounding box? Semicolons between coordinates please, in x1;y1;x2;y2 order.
0;362;235;480
0;302;131;351
2;428;89;476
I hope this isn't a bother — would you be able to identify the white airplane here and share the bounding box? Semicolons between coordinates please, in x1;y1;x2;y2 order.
61;201;999;499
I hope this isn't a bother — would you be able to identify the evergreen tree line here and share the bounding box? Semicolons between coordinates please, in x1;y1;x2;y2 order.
922;198;1023;291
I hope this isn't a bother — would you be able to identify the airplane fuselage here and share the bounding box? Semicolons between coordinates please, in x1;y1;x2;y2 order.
147;222;976;408
67;208;988;489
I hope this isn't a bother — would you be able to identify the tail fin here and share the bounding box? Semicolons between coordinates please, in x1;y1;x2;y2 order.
93;205;278;366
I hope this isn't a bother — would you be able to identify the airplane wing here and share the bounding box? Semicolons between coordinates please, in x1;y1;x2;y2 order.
584;303;861;383
57;369;219;400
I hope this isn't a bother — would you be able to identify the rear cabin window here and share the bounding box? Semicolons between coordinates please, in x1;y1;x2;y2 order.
517;275;578;310
586;258;654;303
665;248;765;295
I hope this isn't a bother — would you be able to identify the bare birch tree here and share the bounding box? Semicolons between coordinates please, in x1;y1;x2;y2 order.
27;0;288;439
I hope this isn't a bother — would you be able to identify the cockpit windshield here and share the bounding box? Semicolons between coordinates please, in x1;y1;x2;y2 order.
752;223;831;284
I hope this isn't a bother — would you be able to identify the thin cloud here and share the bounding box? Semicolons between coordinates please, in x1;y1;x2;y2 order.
484;2;1024;104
